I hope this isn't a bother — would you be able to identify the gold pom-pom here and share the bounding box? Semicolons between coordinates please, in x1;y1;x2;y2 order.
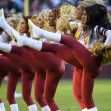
90;41;103;55
101;45;111;64
90;42;111;64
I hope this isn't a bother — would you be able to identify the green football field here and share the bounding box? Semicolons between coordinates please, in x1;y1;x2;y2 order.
0;79;111;111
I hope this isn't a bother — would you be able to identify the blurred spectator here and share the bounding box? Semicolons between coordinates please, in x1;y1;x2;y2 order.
30;0;80;12
62;0;80;6
47;0;62;9
30;0;47;12
30;0;40;11
0;0;7;9
0;0;23;13
47;0;80;9
108;0;111;5
0;0;80;15
12;0;23;10
107;0;111;13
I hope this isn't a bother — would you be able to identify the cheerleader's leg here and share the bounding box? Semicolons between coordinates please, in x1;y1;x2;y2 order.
34;71;47;107
81;69;95;109
22;72;35;106
41;42;82;69
7;71;21;104
44;70;63;111
73;67;85;109
60;35;101;72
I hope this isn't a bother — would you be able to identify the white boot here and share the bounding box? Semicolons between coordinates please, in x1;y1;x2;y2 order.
0;9;7;29
0;103;6;111
12;29;42;51
28;104;38;111
0;42;11;53
42;105;51;111
10;104;19;111
28;19;41;39
82;108;88;111
28;19;61;42
88;107;98;111
0;9;18;38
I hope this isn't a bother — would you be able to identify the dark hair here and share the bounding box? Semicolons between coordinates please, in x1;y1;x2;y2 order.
22;16;31;36
83;4;110;31
0;27;3;33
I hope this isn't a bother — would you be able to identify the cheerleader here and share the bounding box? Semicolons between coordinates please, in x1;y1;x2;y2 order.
68;1;106;111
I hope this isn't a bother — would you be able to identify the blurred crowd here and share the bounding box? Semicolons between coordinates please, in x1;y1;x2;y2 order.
0;0;23;12
0;0;80;13
30;0;80;11
0;0;111;14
